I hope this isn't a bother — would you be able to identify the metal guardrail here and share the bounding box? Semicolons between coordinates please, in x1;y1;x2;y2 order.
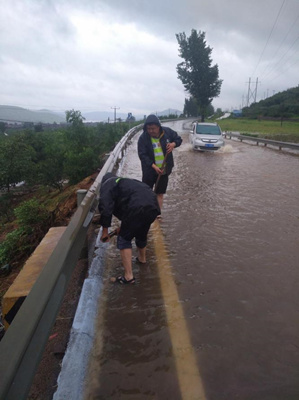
223;131;299;151
0;124;142;400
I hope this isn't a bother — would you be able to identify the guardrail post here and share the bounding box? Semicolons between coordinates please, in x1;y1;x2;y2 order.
77;189;87;207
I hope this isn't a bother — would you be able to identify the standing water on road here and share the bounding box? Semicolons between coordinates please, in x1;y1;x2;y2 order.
85;121;299;400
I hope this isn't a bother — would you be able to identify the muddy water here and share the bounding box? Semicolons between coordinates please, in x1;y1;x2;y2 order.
85;121;299;400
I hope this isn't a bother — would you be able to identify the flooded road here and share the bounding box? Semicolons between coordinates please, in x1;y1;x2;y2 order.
85;121;299;400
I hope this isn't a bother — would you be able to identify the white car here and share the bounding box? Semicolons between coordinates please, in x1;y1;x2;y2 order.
190;122;225;151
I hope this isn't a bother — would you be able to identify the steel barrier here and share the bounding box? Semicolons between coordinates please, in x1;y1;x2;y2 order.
223;131;299;151
0;124;142;400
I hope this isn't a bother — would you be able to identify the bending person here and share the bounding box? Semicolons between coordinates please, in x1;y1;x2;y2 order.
98;173;160;284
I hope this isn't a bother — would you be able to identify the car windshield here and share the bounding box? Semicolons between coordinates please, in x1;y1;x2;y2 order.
196;125;221;135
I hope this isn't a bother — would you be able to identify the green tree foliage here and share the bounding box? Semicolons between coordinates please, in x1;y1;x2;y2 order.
0;193;14;223
176;29;222;122
0;112;133;192
0;199;49;265
64;147;98;184
34;123;44;133
0;117;139;266
0;134;36;191
96;123;123;152
65;109;85;127
64;110;100;183
0;115;136;265
183;97;214;118
206;103;215;117
183;97;199;117
65;109;88;151
0;228;27;265
0;122;7;134
242;86;299;119
36;131;66;190
14;198;48;227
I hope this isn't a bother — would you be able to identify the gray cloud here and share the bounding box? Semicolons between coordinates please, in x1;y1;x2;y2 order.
0;0;298;115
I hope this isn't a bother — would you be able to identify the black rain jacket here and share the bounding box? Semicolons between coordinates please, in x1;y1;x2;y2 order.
98;173;160;228
137;114;182;182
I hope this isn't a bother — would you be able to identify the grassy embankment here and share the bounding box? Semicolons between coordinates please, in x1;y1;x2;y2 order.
216;118;299;143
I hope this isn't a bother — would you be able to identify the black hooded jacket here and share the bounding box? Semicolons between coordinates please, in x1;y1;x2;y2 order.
137;114;182;181
98;173;160;228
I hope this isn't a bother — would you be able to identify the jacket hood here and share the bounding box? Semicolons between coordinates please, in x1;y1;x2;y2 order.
143;114;161;131
101;172;116;185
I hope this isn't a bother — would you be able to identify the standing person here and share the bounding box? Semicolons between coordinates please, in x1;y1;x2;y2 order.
137;114;182;213
98;173;160;284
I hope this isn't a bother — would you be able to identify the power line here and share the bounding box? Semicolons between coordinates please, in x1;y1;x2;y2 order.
251;0;286;78
260;12;299;79
263;33;299;80
268;46;299;82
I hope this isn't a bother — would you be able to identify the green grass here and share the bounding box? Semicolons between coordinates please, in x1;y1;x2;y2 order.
216;118;299;142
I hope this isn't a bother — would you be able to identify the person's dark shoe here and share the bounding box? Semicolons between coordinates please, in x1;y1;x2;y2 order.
135;257;146;265
116;276;136;284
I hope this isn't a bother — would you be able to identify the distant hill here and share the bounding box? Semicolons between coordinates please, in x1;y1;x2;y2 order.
0;105;183;124
0;105;65;124
243;86;299;118
154;108;182;117
82;108;182;122
82;111;134;122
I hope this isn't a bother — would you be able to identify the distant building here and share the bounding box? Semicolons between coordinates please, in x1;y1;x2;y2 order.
126;112;135;122
232;110;242;117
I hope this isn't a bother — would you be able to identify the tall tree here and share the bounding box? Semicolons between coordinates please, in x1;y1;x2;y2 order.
183;97;199;117
176;29;222;122
65;109;85;127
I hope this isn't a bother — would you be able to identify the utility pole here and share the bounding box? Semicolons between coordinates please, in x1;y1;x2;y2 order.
246;77;260;106
246;77;251;107
254;78;259;103
242;95;246;108
111;106;120;123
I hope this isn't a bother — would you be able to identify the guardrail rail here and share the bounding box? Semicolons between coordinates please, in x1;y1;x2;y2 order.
223;131;299;151
0;124;142;400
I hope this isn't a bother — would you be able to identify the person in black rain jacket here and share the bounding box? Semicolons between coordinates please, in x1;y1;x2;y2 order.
98;172;160;284
137;114;182;214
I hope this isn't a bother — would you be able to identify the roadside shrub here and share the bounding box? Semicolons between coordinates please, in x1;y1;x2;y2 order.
0;199;50;266
14;198;48;227
0;193;14;223
0;227;28;265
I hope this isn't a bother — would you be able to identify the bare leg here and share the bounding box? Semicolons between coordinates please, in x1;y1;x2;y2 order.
157;194;164;211
137;246;146;263
120;248;134;281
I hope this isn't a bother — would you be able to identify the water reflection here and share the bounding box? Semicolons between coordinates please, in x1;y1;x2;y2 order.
85;122;299;400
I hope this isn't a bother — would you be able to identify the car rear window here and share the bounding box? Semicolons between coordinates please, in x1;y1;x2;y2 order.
196;125;221;135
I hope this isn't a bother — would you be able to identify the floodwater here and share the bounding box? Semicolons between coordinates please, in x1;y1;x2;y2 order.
84;120;299;400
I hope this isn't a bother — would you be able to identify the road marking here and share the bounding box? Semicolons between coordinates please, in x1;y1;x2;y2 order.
152;220;206;400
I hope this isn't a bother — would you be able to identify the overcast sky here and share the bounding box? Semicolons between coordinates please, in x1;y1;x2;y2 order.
1;0;298;116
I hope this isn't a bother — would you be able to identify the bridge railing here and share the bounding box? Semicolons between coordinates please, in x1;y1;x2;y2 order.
0;124;142;400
